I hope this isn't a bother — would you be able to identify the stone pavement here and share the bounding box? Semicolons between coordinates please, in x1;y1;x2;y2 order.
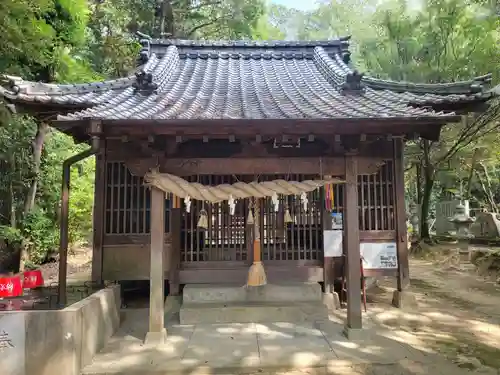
80;308;481;375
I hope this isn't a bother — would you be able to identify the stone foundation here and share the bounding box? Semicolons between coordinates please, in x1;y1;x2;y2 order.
180;283;329;324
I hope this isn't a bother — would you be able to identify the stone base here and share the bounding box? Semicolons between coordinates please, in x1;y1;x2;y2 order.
322;292;340;311
392;290;418;309
342;325;370;341
144;329;167;346
180;301;329;324
183;283;323;304
180;283;328;324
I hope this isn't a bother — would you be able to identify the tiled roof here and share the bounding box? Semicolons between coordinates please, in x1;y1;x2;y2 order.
0;38;494;121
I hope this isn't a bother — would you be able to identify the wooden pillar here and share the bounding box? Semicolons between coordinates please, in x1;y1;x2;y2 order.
322;198;340;310
343;153;362;333
145;186;167;345
392;138;414;308
91;149;105;283
169;196;181;296
322;187;335;294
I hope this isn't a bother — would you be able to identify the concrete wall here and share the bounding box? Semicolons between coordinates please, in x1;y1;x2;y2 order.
0;284;121;375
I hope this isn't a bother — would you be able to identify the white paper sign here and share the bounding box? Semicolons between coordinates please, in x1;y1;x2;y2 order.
360;242;398;269
0;312;25;375
323;230;343;257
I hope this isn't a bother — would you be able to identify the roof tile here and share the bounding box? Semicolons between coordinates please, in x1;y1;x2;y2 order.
0;38;493;121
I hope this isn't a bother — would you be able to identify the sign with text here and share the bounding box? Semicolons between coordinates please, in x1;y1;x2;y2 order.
323;230;343;257
360;242;398;269
0;313;25;375
22;270;44;289
0;276;22;297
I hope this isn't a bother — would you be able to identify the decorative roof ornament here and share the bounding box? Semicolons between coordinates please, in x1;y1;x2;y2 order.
133;70;158;94
342;51;351;65
136;31;153;65
341;70;366;95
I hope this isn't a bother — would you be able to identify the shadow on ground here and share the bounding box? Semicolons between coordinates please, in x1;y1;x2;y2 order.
369;258;500;372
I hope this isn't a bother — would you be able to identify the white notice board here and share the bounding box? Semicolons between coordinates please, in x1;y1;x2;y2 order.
323;230;343;257
323;233;398;270
360;242;398;269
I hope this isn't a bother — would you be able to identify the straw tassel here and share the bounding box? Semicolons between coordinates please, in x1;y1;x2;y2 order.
197;209;208;229
246;200;254;225
284;206;293;223
246;199;267;287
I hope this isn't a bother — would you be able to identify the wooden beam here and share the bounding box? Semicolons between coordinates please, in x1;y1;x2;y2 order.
97;117;457;140
169;196;181;296
91;148;106;283
344;154;362;330
124;157;385;177
145;186;167;344
322;188;335;295
393;138;410;291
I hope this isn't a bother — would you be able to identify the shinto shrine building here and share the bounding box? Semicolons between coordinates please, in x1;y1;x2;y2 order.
0;36;494;342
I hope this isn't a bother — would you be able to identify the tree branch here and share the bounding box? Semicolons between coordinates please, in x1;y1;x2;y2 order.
435;112;499;166
187;18;221;36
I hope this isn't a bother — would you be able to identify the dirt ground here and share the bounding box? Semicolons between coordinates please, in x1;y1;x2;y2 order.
40;246;92;284
369;246;500;372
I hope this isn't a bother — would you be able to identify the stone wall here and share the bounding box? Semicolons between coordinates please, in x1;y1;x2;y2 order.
0;284;121;375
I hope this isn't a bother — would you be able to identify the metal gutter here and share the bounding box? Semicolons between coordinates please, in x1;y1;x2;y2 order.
57;135;100;306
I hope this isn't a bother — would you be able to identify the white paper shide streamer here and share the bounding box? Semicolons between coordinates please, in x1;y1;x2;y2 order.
184;195;191;213
228;195;236;215
271;192;279;212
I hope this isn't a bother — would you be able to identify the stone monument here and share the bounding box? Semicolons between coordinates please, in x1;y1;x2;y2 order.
409;202;420;245
449;203;475;263
0;312;25;375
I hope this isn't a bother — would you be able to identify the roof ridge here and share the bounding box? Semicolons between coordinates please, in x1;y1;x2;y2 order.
177;51;316;60
312;47;366;95
333;51;493;96
362;74;492;95
147;37;351;48
0;74;137;97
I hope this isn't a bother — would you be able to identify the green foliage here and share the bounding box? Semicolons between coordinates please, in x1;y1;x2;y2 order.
0;0;55;77
251;3;286;40
68;157;95;244
0;225;23;247
0;0;274;270
21;208;59;264
360;0;499;83
0;109;37;226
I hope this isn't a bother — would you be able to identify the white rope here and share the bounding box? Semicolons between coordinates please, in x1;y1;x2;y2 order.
144;170;344;203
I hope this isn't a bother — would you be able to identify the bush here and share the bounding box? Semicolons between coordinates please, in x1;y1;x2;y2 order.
21;208;59;264
0;225;23;273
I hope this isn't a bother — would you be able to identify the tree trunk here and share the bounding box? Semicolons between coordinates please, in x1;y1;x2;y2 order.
416;162;422;204
159;0;175;37
20;122;48;271
8;154;16;228
475;163;498;213
420;174;435;241
23;122;48;216
420;140;435;241
465;148;478;200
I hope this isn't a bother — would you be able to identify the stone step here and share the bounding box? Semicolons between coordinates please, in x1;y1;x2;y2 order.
182;283;323;305
179;301;329;324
